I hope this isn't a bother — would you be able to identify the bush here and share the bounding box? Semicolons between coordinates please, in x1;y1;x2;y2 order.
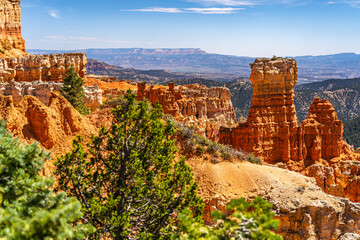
0;120;93;239
248;154;262;165
100;94;129;109
173;197;283;240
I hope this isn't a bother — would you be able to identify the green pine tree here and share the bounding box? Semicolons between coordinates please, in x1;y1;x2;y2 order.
60;67;90;115
172;197;283;240
0;120;93;239
55;91;204;239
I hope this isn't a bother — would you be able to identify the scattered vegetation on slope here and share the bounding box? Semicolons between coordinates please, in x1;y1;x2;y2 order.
164;114;261;164
173;197;282;240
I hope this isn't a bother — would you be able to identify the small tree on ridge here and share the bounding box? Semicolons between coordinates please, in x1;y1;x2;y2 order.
60;67;89;115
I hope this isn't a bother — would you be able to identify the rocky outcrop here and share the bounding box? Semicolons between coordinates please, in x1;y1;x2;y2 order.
219;58;353;166
307;161;360;203
0;92;97;158
300;98;345;163
0;53;87;82
219;58;299;162
0;0;25;55
0;80;102;109
137;82;236;140
189;159;360;239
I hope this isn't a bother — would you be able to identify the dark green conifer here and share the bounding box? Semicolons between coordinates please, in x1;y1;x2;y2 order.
60;67;90;115
0;120;93;239
55;91;204;239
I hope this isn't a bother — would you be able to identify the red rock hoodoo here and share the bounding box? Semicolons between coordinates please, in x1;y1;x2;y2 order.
219;58;350;166
0;0;25;54
137;82;236;140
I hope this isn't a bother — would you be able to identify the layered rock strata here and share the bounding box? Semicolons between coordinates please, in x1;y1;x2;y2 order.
219;58;350;164
0;80;102;109
137;82;236;140
0;53;87;82
0;0;25;54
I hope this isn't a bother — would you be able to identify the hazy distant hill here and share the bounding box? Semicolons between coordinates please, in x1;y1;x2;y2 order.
86;59;240;82
29;49;360;84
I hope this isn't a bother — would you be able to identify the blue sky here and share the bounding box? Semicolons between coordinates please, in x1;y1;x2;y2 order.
21;0;360;57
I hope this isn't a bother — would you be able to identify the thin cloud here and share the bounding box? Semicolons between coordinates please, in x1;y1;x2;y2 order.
326;0;360;7
185;7;244;13
187;0;312;6
187;0;256;6
126;7;184;13
123;7;243;14
48;10;61;19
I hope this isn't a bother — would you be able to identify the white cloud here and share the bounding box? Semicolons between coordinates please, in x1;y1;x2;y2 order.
326;0;360;7
48;10;61;19
187;0;256;6
123;7;243;14
341;0;360;7
185;7;244;13
187;0;312;6
126;7;184;13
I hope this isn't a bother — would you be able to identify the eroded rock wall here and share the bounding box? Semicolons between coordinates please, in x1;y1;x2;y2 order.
0;0;25;53
0;92;97;159
0;80;102;109
137;82;236;140
0;53;87;82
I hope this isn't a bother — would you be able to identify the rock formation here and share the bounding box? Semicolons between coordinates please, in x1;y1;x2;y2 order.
0;53;87;82
0;80;102;109
137;82;236;140
188;159;360;240
0;92;97;158
219;58;352;166
0;0;25;55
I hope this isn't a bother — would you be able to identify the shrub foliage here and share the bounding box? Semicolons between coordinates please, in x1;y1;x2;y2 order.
0;120;92;239
173;197;283;240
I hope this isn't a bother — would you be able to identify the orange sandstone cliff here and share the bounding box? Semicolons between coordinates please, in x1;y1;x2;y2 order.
0;0;87;82
137;82;236;140
219;58;352;167
0;0;25;56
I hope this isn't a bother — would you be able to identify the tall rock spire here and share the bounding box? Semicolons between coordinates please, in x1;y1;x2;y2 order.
0;0;26;54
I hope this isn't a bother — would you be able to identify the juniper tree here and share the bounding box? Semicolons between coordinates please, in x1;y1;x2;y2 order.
60;67;90;115
55;91;204;239
0;120;93;239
